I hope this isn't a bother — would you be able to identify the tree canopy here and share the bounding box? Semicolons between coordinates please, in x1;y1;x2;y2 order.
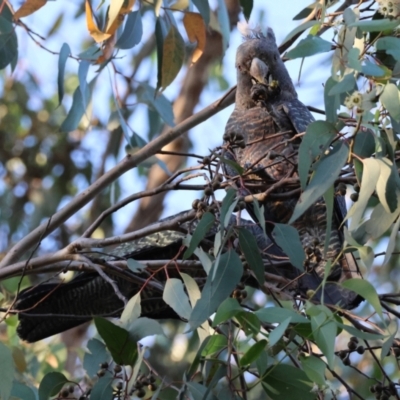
1;0;400;399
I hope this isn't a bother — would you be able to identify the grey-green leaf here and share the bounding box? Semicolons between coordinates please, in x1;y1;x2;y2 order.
0;342;14;400
376;37;400;60
60;84;90;133
286;35;332;59
238;227;265;284
298;120;336;189
349;18;400;32
380;83;400;122
272;224;305;270
269;317;291;347
116;11;142;49
57;43;70;106
290;141;349;223
138;83;175;126
183;212;215;259
39;372;68;400
163;278;192;319
262;364;314;400
341;279;383;320
189;250;243;330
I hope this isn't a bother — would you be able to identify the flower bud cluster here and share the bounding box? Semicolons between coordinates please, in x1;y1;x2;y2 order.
344;91;364;114
377;0;400;17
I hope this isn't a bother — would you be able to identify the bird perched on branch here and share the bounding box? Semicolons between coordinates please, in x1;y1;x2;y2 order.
14;211;290;342
223;27;362;309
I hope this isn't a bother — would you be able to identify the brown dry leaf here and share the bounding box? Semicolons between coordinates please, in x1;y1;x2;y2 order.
14;0;47;19
160;25;185;91
105;0;135;35
85;0;111;43
183;12;206;65
96;33;117;64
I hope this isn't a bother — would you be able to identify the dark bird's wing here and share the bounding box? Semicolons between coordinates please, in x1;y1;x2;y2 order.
14;211;288;342
224;28;362;310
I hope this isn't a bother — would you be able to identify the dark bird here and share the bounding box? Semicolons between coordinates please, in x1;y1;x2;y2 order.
223;28;362;309
14;212;292;342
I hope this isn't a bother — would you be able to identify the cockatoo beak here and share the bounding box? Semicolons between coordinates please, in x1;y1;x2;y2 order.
250;57;269;85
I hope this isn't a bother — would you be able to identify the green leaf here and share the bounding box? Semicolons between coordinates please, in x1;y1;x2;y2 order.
324;77;341;123
362;61;385;77
381;330;396;361
255;307;309;324
220;155;244;175
90;375;113;400
376;158;397;213
94;318;138;366
39;372;68;400
262;364;314;400
57;43;70;106
327;73;356;96
11;382;37;400
186;382;218;400
192;0;210;25
180;272;201;307
381;83;400;121
157;24;184;92
213;297;242;326
347;158;380;230
338;323;384;341
120;292;141;326
0;4;18;71
300;354;326;387
220;188;237;229
216;0;230;53
353;129;376;158
127;258;145;272
323;186;334;256
349;18;400;32
163;278;192;319
272;224;305;270
0;342;14;400
298;120;336;189
286;35;332;59
283;20;319;44
116;11;142;49
238;227;265;284
269;317;291;347
236;311;261;336
78;60;90;110
138;83;175;126
155;17;164;94
347;47;362;71
189;250;243;330
183;212;215;259
376;37;400;60
126;317;164;341
239;0;253;21
83;339;110;378
252;199;266;236
290;141;349;223
201;334;228;356
240;339;267;367
311;311;336;368
365;196;400;239
383;215;400;265
60;84;90;133
292;2;318;20
341;279;383;320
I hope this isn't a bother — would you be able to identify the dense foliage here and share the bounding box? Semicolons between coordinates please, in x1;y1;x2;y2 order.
2;0;400;399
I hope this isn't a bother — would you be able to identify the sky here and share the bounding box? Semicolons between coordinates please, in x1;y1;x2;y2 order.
9;0;336;233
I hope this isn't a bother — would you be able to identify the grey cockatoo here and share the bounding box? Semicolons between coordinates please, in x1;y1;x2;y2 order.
223;28;362;309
